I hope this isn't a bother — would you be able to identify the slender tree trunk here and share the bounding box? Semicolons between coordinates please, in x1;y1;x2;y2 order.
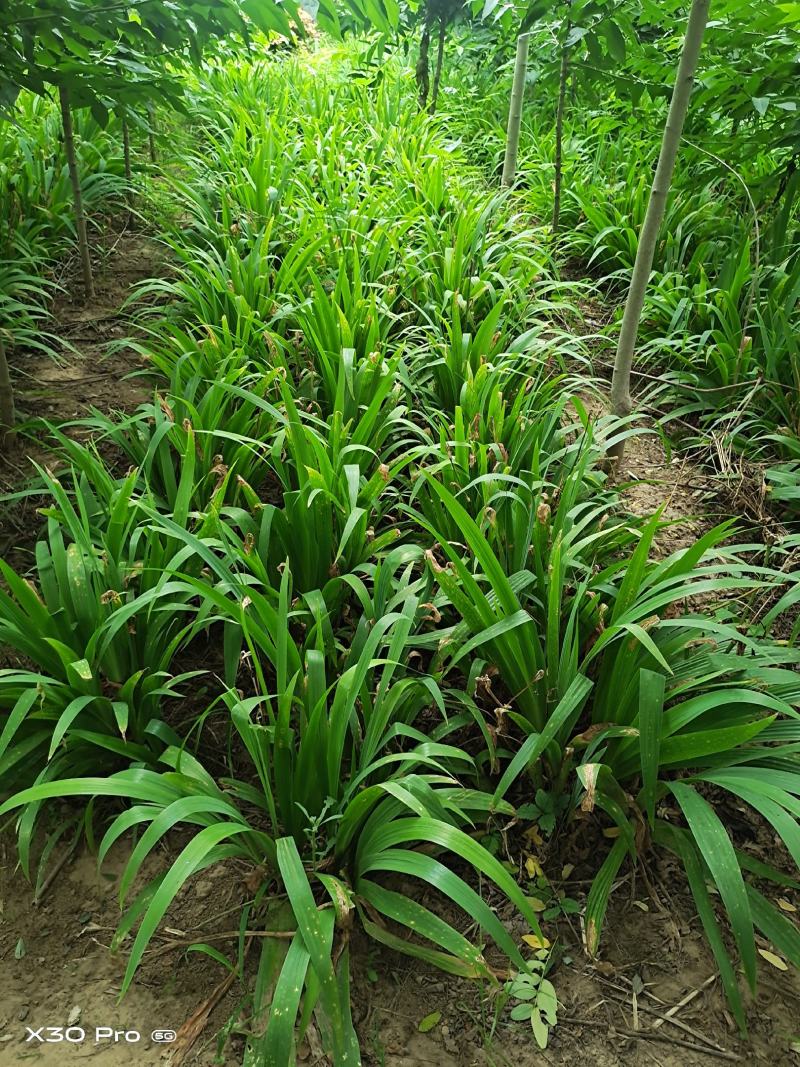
416;15;432;111
551;38;570;236
122;116;133;216
608;0;711;463
501;32;531;188
147;102;157;163
0;336;14;450
429;18;446;115
59;84;94;300
771;155;797;209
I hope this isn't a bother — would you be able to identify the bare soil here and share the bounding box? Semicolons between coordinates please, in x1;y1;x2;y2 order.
9;217;157;429
0;840;244;1066
0;217;159;566
3;828;800;1066
617;428;722;554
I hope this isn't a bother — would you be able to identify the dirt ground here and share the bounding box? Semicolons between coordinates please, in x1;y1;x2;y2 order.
0;839;245;1066
0;217;158;566
2;826;800;1066
1;221;800;1066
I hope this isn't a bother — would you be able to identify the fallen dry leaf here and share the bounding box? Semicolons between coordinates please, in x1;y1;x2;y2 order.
525;855;544;879
758;948;788;971
524;826;545;847
522;934;551;950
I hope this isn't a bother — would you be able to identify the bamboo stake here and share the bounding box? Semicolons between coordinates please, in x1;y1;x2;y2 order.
122;115;133;215
429;17;446;115
501;32;531;188
0;336;14;450
147;101;157;162
608;0;712;463
416;14;432;110
59;84;94;299
551;36;570;235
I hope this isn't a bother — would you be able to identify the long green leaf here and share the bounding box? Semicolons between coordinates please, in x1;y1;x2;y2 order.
670;780;756;991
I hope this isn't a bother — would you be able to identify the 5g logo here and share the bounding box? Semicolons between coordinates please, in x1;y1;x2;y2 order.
152;1030;177;1043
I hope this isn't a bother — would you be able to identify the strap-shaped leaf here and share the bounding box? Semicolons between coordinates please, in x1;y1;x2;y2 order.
493;674;592;802
276;837;358;1064
637;667;665;827
360;878;493;977
584;835;628;956
670;780;756;992
746;883;800;970
656;822;745;1030
262;932;312;1067
121;823;252;996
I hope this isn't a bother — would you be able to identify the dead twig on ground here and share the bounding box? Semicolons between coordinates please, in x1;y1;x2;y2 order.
651;973;717;1029
33;834;81;905
165;938;252;1067
559;1015;740;1061
600;984;726;1052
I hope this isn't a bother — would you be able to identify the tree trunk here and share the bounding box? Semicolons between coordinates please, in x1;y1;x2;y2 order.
0;336;14;451
429;18;446;115
147;102;157;163
122;116;133;215
501;32;531;188
608;0;711;463
416;15;432;111
59;84;94;300
551;39;570;236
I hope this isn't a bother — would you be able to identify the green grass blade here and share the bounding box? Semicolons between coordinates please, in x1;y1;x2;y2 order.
638;668;664;827
670;780;756;991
